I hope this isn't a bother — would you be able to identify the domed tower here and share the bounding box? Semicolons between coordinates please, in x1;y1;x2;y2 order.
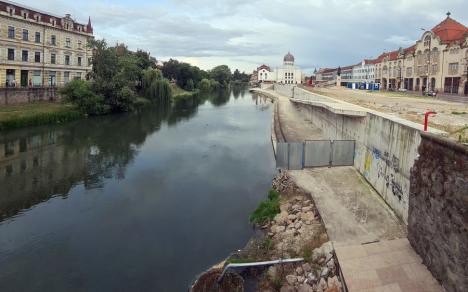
283;52;295;66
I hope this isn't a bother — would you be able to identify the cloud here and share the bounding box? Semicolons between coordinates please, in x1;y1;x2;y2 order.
17;0;468;74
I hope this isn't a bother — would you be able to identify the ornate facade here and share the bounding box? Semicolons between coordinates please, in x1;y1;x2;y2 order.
0;1;94;88
374;14;467;95
256;52;305;84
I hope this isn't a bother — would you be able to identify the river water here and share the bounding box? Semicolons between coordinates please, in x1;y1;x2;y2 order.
0;89;276;291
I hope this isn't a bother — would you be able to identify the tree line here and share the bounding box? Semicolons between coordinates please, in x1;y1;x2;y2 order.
60;40;251;116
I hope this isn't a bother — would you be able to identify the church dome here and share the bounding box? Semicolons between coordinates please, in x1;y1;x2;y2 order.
284;52;295;63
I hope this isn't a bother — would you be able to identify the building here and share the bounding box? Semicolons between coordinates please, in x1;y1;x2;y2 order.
256;52;305;84
323;13;468;96
373;13;468;95
0;0;94;88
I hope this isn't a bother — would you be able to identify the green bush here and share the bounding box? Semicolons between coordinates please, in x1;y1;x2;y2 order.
60;79;108;115
249;189;280;225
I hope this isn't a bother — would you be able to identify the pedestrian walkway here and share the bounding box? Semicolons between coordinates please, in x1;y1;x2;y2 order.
259;88;445;292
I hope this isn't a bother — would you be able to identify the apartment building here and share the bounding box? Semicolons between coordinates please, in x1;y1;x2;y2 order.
0;0;94;87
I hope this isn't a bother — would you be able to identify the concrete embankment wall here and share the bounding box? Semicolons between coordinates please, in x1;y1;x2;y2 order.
275;85;438;223
408;134;468;292
0;87;60;105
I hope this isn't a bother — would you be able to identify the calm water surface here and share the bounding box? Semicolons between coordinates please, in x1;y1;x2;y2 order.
0;89;276;291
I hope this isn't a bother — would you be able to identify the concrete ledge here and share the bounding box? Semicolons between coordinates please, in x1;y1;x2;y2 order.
290;98;368;117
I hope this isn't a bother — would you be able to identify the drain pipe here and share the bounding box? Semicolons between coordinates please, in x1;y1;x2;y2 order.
217;258;304;283
424;111;437;132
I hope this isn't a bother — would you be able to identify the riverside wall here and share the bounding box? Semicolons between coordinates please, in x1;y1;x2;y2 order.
408;133;468;292
0;87;60;105
274;85;446;223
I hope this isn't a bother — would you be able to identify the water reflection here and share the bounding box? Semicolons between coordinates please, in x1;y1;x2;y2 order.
0;88;276;291
0;88;236;222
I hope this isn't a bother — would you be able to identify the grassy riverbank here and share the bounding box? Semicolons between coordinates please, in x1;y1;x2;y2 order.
0;102;82;131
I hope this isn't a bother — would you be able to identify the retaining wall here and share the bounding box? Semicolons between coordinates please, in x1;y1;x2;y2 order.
0;87;60;105
408;134;468;292
277;85;442;223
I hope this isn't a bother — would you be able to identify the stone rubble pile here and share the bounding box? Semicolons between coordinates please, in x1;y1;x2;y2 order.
267;241;342;292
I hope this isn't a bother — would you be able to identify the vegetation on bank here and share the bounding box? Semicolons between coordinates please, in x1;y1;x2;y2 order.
249;189;281;225
0;102;82;131
1;39;251;130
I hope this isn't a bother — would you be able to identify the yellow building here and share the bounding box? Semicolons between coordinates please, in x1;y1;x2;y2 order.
0;0;93;88
375;13;468;95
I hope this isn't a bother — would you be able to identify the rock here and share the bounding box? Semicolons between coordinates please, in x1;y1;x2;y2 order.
295;266;304;275
295;222;302;229
318;278;328;290
297;283;313;292
307;272;317;284
280;284;295;292
285;274;297;285
280;203;291;212
302;206;312;212
288;214;297;221
327;258;335;270
327;276;341;289
267;266;278;278
301;211;315;222
320;267;330;278
305;220;311;225
325;285;340;292
274;211;289;224
302;263;312;273
304;200;311;205
274;225;286;233
297;275;305;283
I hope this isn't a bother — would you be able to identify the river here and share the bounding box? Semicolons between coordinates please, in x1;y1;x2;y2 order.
0;88;276;291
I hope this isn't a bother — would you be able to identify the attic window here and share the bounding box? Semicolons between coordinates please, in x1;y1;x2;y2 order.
424;35;431;46
22;11;28;19
51;18;56;26
34;15;40;22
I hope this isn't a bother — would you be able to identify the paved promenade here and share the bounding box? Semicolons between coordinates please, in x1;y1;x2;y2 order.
255;88;445;292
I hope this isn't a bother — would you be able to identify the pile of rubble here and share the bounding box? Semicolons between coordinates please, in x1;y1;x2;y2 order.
265;173;342;292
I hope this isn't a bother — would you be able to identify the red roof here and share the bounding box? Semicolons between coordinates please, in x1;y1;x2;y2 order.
431;16;468;44
404;44;416;54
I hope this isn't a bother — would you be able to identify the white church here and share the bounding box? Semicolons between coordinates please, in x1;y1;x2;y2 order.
257;52;304;84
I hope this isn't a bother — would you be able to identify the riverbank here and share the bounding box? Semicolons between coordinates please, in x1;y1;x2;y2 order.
191;89;343;292
0;85;199;131
191;173;342;292
0;102;82;131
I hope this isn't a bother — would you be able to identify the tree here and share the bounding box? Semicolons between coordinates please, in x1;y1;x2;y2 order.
210;65;231;86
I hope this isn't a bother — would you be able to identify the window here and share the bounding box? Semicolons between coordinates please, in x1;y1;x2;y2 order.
8;49;15;61
66;38;71;48
78;41;82;49
35;32;41;43
51;35;56;45
88;58;92;66
34;52;40;63
51;53;56;64
8;26;15;39
34;15;40;22
424;35;431;47
65;55;70;65
22;50;28;62
77;57;82;66
64;71;70;84
22;29;28;41
448;63;459;75
22;11;28;19
75;72;82;80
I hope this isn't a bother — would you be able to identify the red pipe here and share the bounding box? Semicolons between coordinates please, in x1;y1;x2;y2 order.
424;111;436;131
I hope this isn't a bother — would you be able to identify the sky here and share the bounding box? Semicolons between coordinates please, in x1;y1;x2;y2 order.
18;0;468;74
